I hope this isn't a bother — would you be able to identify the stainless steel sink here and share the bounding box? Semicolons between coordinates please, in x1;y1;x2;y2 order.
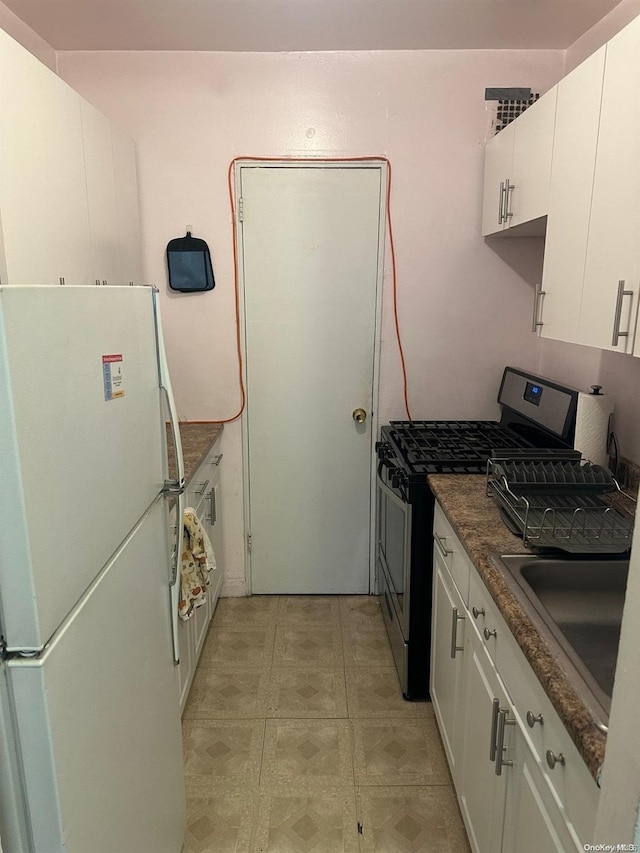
492;554;629;729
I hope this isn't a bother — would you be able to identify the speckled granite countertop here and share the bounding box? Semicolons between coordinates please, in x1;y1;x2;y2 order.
166;423;223;484
427;473;632;782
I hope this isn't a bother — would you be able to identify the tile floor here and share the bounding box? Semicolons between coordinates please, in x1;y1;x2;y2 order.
182;595;471;852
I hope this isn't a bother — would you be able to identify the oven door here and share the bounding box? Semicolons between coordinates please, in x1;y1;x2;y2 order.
376;463;412;638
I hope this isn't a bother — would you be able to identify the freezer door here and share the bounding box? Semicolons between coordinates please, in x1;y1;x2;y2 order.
5;497;185;853
0;285;168;651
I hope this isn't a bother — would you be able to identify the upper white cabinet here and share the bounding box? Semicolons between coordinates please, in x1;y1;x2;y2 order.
482;121;516;236
0;29;143;287
525;13;640;357
539;47;606;345
578;16;640;354
0;29;92;286
481;88;557;237
81;101;121;286
112;125;143;286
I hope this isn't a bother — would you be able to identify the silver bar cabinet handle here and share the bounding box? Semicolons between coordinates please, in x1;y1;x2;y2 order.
434;533;453;560
211;453;223;466
195;479;210;497
532;282;546;333
209;488;217;526
450;607;465;659
490;698;500;761
495;709;515;775
498;181;505;225
504;178;514;221
611;280;633;346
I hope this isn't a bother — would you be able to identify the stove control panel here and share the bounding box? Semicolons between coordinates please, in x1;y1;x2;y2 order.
498;367;578;442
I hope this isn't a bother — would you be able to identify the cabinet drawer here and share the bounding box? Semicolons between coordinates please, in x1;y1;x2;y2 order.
186;475;210;515
467;567;503;662
433;503;470;605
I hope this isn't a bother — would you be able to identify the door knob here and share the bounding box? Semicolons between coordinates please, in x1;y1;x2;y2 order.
352;408;367;423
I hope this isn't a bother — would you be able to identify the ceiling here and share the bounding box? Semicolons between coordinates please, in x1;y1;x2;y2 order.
3;0;623;52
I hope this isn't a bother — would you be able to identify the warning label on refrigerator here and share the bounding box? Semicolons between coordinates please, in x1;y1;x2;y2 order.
102;354;125;401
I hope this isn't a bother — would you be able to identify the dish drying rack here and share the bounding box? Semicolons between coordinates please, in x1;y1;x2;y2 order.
486;455;634;553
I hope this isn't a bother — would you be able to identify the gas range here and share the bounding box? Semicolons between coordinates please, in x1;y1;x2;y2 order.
375;366;580;700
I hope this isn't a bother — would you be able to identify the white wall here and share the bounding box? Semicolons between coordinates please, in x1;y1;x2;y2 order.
57;48;563;595
530;339;640;468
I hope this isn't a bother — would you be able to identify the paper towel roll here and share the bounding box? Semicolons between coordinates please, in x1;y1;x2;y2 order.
574;391;614;468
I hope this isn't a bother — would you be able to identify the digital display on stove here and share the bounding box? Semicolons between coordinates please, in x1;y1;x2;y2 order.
523;381;543;406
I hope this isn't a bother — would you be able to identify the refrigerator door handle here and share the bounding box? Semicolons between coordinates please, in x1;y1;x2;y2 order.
152;288;183;665
169;486;184;665
152;288;185;491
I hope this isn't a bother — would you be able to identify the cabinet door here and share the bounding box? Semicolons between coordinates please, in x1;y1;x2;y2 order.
81;100;121;286
430;552;466;785
0;30;92;285
502;725;577;853
579;16;640;354
509;88;557;229
459;630;508;853
540;47;606;344
111;124;143;285
481;122;515;236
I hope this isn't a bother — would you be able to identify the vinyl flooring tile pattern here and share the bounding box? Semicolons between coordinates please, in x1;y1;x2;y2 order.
182;594;470;853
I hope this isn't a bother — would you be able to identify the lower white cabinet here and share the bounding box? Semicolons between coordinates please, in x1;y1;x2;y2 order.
459;632;509;853
431;500;599;853
430;548;467;784
174;435;224;712
503;725;577;853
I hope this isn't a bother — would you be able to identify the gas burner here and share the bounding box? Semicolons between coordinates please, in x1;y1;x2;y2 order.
386;420;533;475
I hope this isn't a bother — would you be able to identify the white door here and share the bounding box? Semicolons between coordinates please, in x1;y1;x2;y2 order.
238;164;384;594
5;498;185;853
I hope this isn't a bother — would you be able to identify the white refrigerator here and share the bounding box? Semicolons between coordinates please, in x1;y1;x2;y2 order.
0;285;186;852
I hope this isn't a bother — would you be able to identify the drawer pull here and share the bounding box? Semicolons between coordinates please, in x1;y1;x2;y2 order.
526;711;544;728
490;698;500;761
434;533;453;559
483;627;497;641
612;280;633;346
495;709;515;775
211;454;223;466
206;489;216;525
195;479;210;496
472;606;485;620
450;607;465;659
546;750;565;770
